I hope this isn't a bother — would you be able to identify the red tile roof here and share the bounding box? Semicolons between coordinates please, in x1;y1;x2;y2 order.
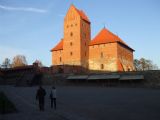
51;39;63;51
77;9;90;23
72;5;90;23
89;28;134;51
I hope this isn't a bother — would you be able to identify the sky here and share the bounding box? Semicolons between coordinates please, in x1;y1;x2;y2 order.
0;0;160;67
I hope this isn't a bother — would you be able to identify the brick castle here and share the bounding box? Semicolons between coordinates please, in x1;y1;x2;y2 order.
51;5;134;73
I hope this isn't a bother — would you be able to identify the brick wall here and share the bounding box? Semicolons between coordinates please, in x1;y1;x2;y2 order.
117;43;134;71
63;5;90;67
51;5;134;73
52;50;63;65
89;43;118;71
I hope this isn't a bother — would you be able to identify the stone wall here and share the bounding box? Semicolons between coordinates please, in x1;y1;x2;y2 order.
142;70;160;87
107;70;160;87
51;70;160;88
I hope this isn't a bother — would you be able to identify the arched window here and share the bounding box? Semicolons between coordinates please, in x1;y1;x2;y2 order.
70;42;73;46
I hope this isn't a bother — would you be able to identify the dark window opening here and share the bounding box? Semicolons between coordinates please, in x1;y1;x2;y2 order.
101;52;103;58
70;52;73;56
101;64;104;69
84;33;86;38
70;32;73;37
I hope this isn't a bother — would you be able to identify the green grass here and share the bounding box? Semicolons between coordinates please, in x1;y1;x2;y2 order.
0;92;17;114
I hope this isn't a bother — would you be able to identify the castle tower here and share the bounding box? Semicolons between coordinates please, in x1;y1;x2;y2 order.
63;5;91;68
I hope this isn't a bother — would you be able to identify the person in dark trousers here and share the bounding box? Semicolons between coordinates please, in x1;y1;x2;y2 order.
36;86;46;111
49;86;56;110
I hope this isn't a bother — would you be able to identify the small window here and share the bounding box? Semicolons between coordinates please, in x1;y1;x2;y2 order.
67;25;69;28
101;52;103;58
70;42;73;46
60;57;62;62
84;33;86;38
71;24;73;27
75;23;77;26
101;64;104;69
70;52;73;56
70;32;73;37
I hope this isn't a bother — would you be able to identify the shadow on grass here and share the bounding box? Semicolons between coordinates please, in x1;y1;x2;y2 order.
0;92;17;114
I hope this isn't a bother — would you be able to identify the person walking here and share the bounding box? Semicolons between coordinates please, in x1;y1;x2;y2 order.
36;86;46;111
49;86;57;110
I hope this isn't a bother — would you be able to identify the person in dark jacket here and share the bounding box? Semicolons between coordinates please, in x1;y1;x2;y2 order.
49;86;56;110
36;86;46;111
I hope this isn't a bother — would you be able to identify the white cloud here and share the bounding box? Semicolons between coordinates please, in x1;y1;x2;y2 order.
0;4;47;13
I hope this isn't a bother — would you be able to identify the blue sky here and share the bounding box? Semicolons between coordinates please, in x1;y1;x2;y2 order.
0;0;160;67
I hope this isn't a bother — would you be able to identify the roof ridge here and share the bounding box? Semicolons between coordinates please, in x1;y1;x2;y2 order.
89;28;134;51
71;5;90;23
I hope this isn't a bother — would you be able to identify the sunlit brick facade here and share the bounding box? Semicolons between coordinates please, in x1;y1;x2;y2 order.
51;5;134;73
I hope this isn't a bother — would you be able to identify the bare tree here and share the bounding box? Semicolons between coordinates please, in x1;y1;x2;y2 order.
1;58;11;68
139;58;147;71
134;58;159;71
134;59;141;71
12;55;28;67
152;64;159;70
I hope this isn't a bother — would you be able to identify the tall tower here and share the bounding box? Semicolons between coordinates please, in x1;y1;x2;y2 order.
63;5;91;69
